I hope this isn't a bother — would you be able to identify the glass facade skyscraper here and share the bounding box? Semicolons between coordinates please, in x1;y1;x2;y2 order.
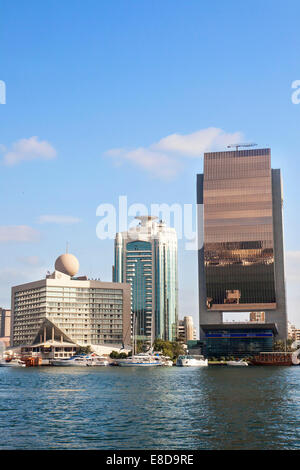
197;148;287;340
113;216;178;343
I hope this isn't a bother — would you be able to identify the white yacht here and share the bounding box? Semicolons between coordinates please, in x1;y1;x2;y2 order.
227;359;248;367
51;355;89;366
176;355;208;367
115;353;162;367
52;354;109;367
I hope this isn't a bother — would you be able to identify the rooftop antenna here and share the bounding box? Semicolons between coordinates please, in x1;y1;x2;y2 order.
66;241;69;254
227;142;257;151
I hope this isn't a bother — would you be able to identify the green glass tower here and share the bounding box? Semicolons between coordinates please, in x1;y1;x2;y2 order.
113;216;178;344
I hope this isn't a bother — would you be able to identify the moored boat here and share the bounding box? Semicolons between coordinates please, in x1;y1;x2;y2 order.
249;352;294;366
51;353;109;367
227;359;248;367
176;355;208;367
0;358;26;367
51;354;90;366
115;353;161;367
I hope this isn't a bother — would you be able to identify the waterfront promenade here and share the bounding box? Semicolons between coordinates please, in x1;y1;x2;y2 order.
0;366;300;450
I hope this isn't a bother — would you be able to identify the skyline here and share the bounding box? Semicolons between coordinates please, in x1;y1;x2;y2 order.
1;0;300;332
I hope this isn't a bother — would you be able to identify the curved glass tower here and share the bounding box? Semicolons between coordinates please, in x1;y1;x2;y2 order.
113;216;178;343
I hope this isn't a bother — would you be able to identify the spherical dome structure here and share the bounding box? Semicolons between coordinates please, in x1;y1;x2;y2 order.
55;253;79;277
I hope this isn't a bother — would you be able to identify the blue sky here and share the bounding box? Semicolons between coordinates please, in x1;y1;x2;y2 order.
0;0;300;330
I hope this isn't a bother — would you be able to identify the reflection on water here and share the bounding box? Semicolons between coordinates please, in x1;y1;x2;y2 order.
0;366;300;449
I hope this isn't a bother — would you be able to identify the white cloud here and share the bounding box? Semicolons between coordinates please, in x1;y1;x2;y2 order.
153;128;243;156
0;225;40;243
107;147;181;179
3;136;57;166
38;215;81;225
106;127;244;179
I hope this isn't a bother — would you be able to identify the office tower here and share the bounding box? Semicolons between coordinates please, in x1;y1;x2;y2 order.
177;316;197;343
197;148;287;355
113;216;178;343
11;253;131;354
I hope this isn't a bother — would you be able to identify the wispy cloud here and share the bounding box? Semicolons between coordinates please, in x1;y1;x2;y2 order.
38;215;81;225
0;225;40;243
2;136;57;166
105;127;243;179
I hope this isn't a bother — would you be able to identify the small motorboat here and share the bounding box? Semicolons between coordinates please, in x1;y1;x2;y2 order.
87;356;109;367
0;358;26;367
160;356;173;367
227;359;248;367
176;355;208;367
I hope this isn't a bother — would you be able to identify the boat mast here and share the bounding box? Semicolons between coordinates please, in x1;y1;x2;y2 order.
132;311;137;355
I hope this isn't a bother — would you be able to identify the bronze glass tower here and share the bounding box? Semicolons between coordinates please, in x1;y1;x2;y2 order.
197;148;287;340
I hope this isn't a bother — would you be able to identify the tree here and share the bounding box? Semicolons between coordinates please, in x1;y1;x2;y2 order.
153;339;185;360
109;350;129;359
135;340;150;353
110;350;120;359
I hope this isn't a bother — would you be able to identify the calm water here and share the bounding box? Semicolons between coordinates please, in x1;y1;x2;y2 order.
0;365;300;450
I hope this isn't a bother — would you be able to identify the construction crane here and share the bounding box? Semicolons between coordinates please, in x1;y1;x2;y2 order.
227;143;257;151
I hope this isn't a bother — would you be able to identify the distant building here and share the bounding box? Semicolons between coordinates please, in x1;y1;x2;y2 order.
177;316;197;343
293;330;300;342
0;308;11;348
288;323;300;342
197;147;287;346
250;311;265;322
11;253;131;356
113;216;178;343
288;322;295;339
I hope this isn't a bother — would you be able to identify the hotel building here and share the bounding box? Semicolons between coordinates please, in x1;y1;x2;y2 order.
197;148;287;356
11;253;131;355
113;216;178;343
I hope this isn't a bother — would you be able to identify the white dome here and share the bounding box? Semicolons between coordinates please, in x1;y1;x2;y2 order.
55;253;79;277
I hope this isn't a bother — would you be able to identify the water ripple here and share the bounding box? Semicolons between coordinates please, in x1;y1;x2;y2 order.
0;366;300;449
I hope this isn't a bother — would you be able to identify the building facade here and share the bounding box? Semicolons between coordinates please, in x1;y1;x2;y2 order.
288;323;300;342
0;308;11;348
202;323;277;358
11;253;131;352
197;148;287;341
113;216;178;343
177;316;197;343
